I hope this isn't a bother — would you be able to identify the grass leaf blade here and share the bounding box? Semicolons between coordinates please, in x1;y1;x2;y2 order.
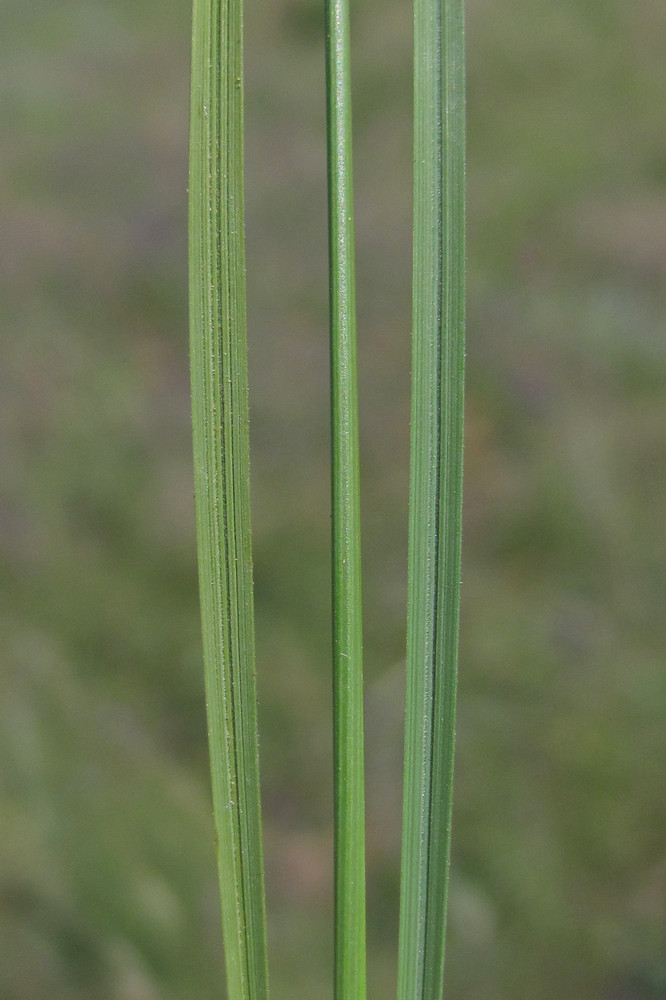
398;0;466;996
189;0;269;997
324;0;367;996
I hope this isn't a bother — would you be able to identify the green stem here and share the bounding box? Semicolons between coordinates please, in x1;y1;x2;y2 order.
397;0;465;996
188;0;269;997
325;0;366;996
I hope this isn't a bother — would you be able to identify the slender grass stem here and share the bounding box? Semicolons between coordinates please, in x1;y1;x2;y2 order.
324;0;366;997
189;0;269;997
397;0;465;996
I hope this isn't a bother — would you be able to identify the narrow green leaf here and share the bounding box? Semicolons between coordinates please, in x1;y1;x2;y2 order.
188;0;269;997
324;0;367;996
397;0;465;996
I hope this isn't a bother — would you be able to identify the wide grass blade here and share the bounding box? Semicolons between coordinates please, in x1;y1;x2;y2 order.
324;0;367;996
188;0;269;997
397;0;466;996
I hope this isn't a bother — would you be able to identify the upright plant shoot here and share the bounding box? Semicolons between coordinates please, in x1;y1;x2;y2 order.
324;0;367;995
188;0;465;991
188;0;269;997
397;0;466;997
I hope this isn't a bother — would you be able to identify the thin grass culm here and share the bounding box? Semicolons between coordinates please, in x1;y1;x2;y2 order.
188;0;269;997
397;0;466;996
324;0;367;996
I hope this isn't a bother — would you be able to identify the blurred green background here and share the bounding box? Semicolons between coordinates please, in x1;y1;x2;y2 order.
2;0;665;997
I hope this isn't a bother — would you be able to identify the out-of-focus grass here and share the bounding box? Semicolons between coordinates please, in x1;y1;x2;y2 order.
1;0;665;998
